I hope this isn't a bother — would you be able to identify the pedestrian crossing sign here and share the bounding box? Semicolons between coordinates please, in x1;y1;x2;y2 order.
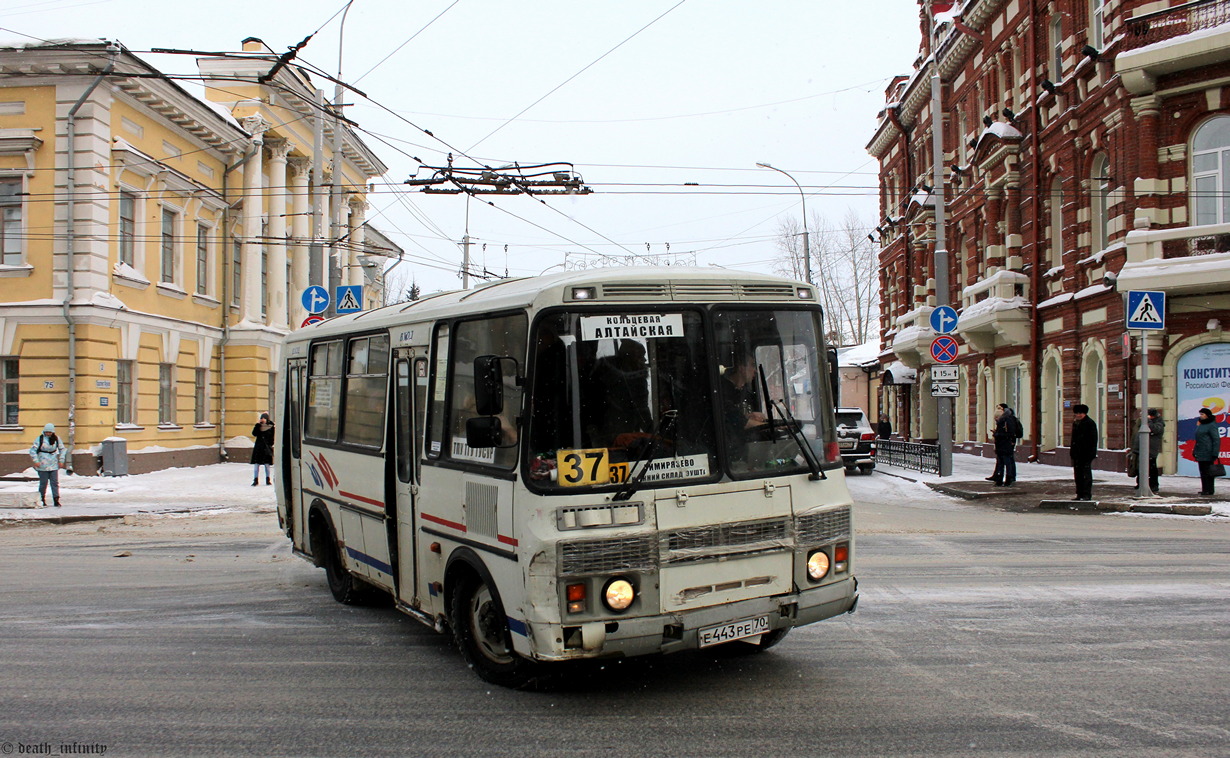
336;285;363;314
1126;290;1165;330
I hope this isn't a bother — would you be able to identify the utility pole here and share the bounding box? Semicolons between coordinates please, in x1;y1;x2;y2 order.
931;45;953;477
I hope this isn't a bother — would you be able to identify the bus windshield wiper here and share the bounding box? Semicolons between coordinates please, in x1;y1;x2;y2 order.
612;410;678;502
767;395;825;481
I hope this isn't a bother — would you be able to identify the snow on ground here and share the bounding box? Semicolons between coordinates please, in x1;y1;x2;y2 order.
0;462;276;520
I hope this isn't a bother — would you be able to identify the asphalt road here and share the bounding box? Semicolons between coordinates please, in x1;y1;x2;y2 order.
1;484;1227;757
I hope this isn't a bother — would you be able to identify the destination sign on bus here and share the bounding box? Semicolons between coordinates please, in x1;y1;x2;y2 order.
556;447;710;487
579;313;685;341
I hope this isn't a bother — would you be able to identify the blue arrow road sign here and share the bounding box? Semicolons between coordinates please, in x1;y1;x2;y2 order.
930;305;959;334
302;285;329;315
336;285;363;314
1126;290;1165;330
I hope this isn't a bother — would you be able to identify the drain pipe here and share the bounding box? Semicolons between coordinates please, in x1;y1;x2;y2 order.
64;42;120;473
218;146;258;461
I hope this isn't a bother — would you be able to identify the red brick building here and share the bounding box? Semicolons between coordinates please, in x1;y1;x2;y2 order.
868;0;1230;476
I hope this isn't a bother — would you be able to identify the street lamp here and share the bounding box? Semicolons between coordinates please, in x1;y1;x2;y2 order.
756;162;811;284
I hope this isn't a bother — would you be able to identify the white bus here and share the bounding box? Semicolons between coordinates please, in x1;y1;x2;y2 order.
276;267;858;687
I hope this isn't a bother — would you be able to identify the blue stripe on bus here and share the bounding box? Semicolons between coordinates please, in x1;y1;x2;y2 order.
345;546;393;575
507;617;528;637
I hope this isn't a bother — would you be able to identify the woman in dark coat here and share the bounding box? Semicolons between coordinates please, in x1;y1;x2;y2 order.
1193;407;1220;497
251;412;275;486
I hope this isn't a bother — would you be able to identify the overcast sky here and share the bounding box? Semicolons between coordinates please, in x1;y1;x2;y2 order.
4;0;922;295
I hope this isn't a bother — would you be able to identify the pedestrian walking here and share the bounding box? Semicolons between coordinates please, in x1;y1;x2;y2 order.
877;413;892;440
1193;407;1221;497
1070;404;1098;501
251;412;275;486
29;422;66;507
985;403;1023;486
1135;408;1163;495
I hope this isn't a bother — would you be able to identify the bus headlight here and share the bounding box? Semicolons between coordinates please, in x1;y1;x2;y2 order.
603;577;636;612
807;550;831;581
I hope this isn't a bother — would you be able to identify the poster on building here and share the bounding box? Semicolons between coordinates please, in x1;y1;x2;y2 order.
1175;342;1230;476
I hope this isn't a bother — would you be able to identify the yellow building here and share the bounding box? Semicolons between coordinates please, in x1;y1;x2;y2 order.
0;38;394;474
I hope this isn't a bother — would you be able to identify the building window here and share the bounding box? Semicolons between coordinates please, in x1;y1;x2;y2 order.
1;357;18;425
196;224;210;296
260;239;268;317
1081;348;1107;449
1090;0;1108;50
1049;16;1064;82
232;237;241;306
195;367;207;425
1091;154;1111;253
1000;365;1022;417
1192;115;1230;226
160;208;177;284
1049;177;1064;268
117;360;133;425
0;178;23;266
158;363;175;425
119;191;136;267
268;371;277;419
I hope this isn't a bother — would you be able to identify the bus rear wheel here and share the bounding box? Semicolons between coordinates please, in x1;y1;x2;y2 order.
450;573;539;689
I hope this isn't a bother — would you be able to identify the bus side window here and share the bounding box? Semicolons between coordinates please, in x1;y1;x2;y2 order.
395;358;412;483
426;324;449;459
413;357;428;479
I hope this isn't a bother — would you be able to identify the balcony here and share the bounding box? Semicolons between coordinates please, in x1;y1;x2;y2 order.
956;270;1032;354
1117;221;1230;296
1118;0;1230;94
889;305;936;369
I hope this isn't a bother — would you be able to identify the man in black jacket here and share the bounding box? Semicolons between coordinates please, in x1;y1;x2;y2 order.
987;403;1023;486
1070;404;1099;501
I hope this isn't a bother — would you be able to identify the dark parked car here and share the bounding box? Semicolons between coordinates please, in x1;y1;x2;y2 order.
835;407;876;474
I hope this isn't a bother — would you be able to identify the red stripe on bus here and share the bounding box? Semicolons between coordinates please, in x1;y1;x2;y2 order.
420;512;467;533
497;534;518;547
340;491;384;508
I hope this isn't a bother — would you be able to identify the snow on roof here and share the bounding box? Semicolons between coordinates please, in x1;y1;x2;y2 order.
838;340;882;367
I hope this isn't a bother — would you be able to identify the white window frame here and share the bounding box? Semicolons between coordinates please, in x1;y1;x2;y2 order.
195;222;211;296
195;367;208;426
119;190;137;268
158;362;177;426
0;176;24;266
1049;16;1064;82
1049;177;1064;268
1091;154;1111;253
117;360;134;426
1192;115;1230;227
1;356;18;426
160;206;179;285
1090;0;1108;50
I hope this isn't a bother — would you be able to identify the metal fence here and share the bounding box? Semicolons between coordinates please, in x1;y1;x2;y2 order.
876;439;941;475
1124;0;1230;51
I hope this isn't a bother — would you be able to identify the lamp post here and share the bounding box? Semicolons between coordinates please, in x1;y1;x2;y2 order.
757;162;811;284
330;0;356;311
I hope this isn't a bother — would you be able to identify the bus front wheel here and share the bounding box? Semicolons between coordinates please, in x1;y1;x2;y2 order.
318;526;365;605
450;573;538;688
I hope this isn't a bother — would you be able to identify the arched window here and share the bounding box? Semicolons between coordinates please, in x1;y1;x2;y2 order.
1080;346;1107;449
1192;115;1230;226
1091;154;1111;253
1041;352;1063;450
1049;177;1064;269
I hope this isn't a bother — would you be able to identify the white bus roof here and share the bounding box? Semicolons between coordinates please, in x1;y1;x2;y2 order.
291;267;815;342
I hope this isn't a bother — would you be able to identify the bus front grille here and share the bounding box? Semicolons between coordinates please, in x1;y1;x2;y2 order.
560;535;657;575
795;507;851;545
662;517;790;564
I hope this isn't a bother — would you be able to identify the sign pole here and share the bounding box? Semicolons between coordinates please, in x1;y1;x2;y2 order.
1136;332;1153;498
931;68;952;477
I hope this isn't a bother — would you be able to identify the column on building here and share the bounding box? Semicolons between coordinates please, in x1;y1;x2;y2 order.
348;197;366;287
240;115;267;323
288;156;312;327
985;188;1004;270
1130;95;1162;229
265;138;291;330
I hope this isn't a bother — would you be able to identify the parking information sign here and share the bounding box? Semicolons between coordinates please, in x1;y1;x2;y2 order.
931;382;960;397
932;365;959;381
1126;290;1165;330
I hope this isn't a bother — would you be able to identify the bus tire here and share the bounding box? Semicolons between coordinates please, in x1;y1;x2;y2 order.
715;627;792;655
318;525;365;605
450;572;538;689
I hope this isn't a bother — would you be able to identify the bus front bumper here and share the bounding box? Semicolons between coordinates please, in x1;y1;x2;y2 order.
534;575;857;661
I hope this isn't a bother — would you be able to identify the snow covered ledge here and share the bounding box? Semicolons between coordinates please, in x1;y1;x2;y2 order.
956;270;1031;354
1118;221;1230;295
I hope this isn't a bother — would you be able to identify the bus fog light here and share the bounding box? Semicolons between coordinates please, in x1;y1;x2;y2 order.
603;578;635;612
834;543;849;573
567;582;587;614
807;550;830;581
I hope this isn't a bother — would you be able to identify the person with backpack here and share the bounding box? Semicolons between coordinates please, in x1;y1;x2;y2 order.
29;423;67;507
985;403;1023;486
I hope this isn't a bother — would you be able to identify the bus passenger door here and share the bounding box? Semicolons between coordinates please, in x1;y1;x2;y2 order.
284;358;308;551
391;351;425;608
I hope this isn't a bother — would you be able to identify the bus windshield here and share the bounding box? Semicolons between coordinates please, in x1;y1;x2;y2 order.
525;307;834;491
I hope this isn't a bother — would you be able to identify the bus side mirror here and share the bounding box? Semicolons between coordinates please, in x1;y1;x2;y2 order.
466;416;504;449
474;355;504;415
827;346;840;406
